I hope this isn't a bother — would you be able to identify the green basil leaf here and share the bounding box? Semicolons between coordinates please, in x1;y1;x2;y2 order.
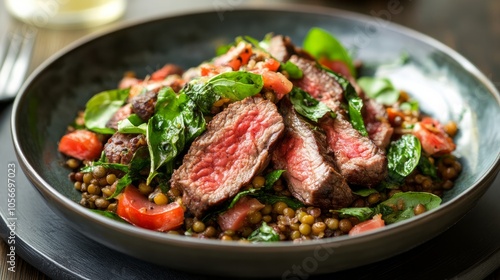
84;88;130;134
400;100;419;112
108;173;132;199
327;71;368;136
228;188;258;209
263;170;286;191
375;192;441;224
387;134;421;177
281;61;303;79
248;222;280;242
147;88;206;184
228;169;285;209
418;156;438;179
90;210;128;223
357;77;399;105
117;114;148;134
303;27;355;76
80;162;129;173
209;71;263;100
352;188;379;197
185;71;263;114
334;207;374;222
289;87;335;122
254;193;304;210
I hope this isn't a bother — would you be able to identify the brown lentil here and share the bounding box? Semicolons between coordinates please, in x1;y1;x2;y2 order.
87;184;101;195
247;211;262;224
66;158;80;169
138;182;153;195
92;166;107;178
262;215;272;223
299;223;312;235
83;173;93;184
203;226;217;238
312;222;326;235
252;176;266;189
153;193;168;205
339;219;353;233
106;174;117;185
273;202;287;214
300;214;315;225
192;221;206;233
413;203;426;215
325;218;339;230
283;208;295;218
367;193;381;205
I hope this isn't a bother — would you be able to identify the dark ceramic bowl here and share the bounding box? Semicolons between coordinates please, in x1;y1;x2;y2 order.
12;5;500;278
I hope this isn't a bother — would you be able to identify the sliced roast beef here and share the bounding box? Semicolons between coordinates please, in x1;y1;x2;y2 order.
362;97;394;149
106;104;132;130
267;35;296;62
290;55;387;186
103;132;147;164
289;55;345;113
171;97;284;218
272;98;355;209
131;90;157;121
348;77;393;149
319;115;387;186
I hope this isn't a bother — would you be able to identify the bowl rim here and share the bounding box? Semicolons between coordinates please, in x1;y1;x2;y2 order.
11;3;500;251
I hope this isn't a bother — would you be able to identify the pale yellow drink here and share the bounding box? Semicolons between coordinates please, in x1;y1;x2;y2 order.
5;0;126;29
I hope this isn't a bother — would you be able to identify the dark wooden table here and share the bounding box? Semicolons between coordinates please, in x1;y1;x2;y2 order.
1;0;499;279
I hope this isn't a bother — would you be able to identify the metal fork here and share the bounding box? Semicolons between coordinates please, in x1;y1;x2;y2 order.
0;25;37;101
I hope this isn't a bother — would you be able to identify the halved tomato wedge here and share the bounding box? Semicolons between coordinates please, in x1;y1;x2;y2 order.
349;214;385;236
412;117;456;155
116;186;184;232
58;130;103;161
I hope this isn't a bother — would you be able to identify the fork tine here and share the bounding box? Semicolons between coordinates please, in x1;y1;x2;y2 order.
5;27;37;98
0;25;37;100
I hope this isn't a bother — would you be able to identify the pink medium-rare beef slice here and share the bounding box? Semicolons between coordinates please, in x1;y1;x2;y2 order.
272;98;355;209
171;97;284;218
290;55;387;187
319;115;387;187
362;97;394;149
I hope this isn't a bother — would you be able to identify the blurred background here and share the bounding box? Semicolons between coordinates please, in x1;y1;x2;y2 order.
0;0;498;279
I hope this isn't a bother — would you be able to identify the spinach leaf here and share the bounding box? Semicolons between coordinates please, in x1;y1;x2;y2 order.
84;88;130;134
108;173;132;199
352;188;379;197
90;209;128;223
327;71;368;136
334;207;374;222
117;114;148;134
247;222;280;242
303;27;355;76
253;193;304;210
400;100;419;113
263;170;286;191
80;162;129;173
281;61;303;79
357;77;400;105
335;191;442;224
418;156;438;179
228;169;286;209
289;87;335;122
185;71;263;114
147;87;206;184
375;192;441;224
387;134;421;178
228;188;258;209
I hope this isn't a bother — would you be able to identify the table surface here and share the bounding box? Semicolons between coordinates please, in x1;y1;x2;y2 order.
1;0;499;279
